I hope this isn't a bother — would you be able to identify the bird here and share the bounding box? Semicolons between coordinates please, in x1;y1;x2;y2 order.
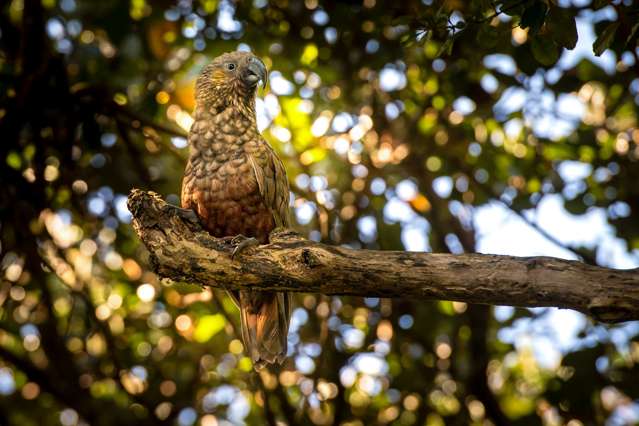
180;51;291;369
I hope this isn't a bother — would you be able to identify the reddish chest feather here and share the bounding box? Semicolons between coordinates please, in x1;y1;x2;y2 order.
181;112;274;243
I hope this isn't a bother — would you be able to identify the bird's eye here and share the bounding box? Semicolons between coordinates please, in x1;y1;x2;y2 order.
226;63;236;71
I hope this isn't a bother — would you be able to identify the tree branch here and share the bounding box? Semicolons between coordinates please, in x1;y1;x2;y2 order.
128;189;639;323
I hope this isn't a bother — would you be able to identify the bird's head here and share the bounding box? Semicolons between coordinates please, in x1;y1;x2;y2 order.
195;51;267;115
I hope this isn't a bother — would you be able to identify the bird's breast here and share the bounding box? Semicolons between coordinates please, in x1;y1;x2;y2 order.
181;118;273;240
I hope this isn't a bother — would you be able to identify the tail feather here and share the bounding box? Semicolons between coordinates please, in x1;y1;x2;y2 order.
239;290;291;369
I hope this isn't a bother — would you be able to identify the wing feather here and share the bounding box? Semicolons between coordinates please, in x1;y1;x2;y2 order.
247;144;290;228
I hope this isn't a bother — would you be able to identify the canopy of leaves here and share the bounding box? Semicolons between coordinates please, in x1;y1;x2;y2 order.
0;0;638;425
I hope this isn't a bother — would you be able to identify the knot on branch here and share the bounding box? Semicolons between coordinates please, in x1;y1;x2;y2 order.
301;249;322;268
588;297;637;323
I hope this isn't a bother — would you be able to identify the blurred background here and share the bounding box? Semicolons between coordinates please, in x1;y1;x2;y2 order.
1;0;638;425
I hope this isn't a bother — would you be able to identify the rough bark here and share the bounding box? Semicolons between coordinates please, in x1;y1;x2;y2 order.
128;189;639;323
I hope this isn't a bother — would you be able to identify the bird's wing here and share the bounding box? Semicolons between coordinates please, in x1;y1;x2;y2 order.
247;144;290;228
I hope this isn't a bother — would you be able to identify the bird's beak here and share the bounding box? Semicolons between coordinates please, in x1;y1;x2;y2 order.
243;58;268;89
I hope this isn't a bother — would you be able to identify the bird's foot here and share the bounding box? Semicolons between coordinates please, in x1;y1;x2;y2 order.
174;207;201;227
231;235;260;260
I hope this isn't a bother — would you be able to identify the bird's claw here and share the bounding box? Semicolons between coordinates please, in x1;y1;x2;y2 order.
175;207;201;226
231;235;260;260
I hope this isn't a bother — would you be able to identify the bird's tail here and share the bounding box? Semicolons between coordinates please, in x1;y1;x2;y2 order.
239;290;291;370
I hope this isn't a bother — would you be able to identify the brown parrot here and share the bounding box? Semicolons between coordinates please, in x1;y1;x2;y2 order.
180;51;291;369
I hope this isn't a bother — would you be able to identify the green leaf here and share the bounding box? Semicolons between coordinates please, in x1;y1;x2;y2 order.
547;7;578;49
500;0;527;16
400;33;414;46
171;282;205;294
301;43;318;65
193;314;226;343
6;152;21;169
436;37;454;57
593;21;619;56
519;2;548;36
199;0;218;14
564;198;588;215
591;0;609;10
392;16;413;26
626;22;639;48
531;35;560;66
477;24;499;48
474;0;494;15
437;301;455;316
